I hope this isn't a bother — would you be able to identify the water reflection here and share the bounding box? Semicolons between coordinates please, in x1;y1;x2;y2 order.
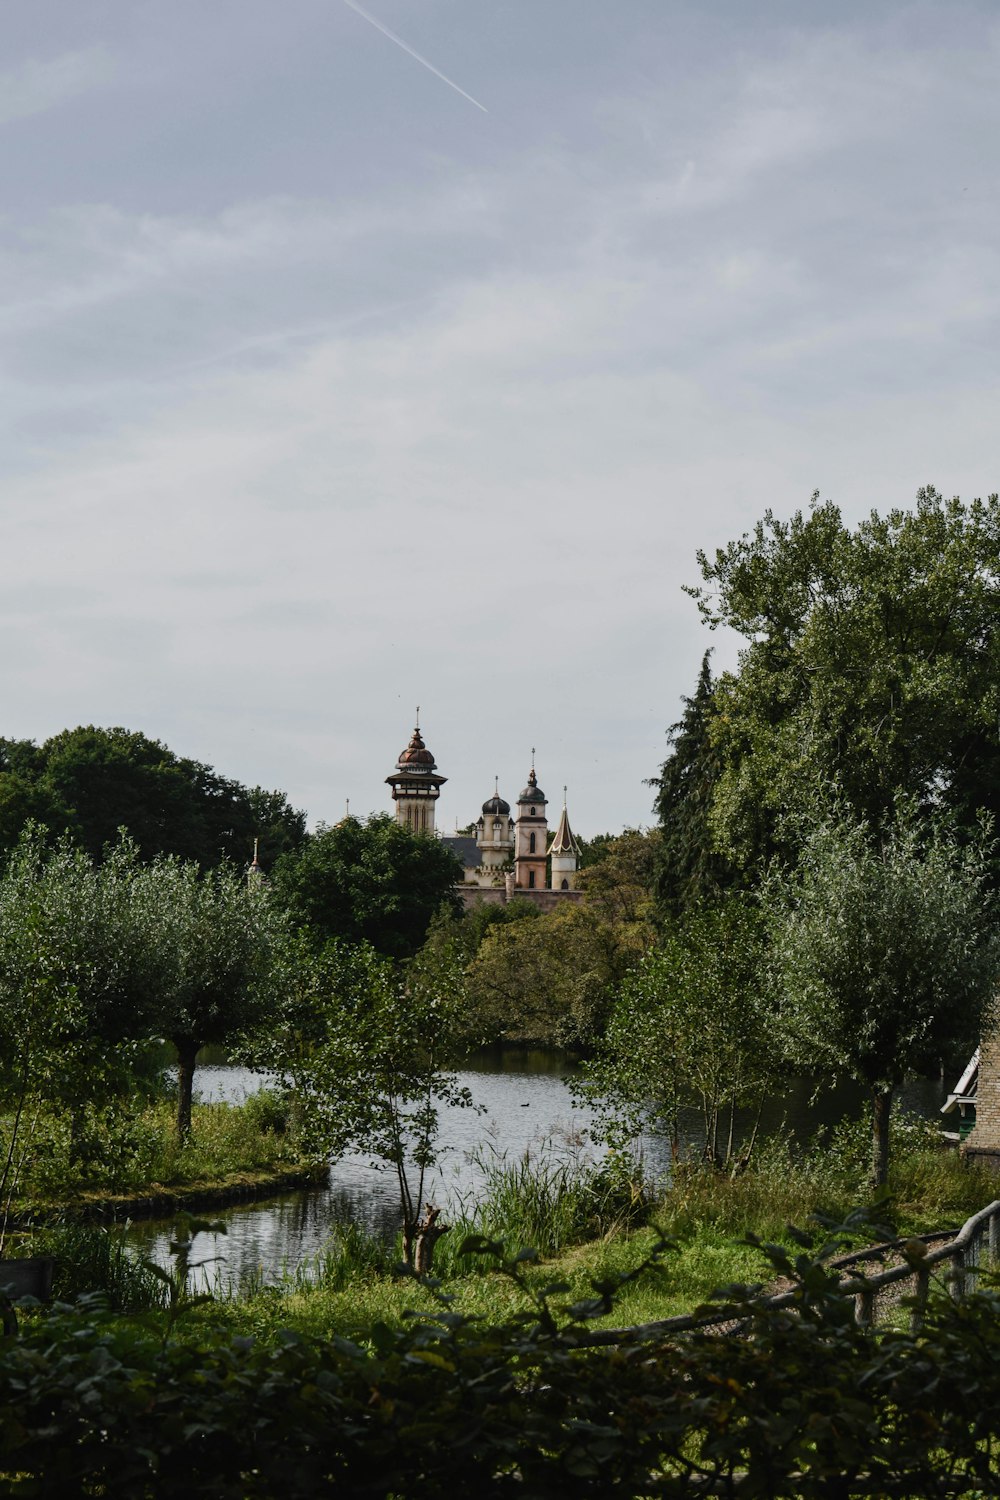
136;1058;947;1291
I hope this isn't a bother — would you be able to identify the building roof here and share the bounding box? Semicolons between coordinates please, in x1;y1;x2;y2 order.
386;722;447;789
518;766;546;805
548;800;579;856
396;725;436;770
482;779;511;816
441;835;480;870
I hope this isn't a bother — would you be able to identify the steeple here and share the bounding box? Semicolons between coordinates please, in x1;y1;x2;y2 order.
548;787;580;890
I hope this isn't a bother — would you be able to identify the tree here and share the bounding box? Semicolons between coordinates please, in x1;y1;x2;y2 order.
252;938;473;1271
271;813;463;960
688;490;1000;874
769;811;999;1187
0;830;161;1238
576;896;777;1168
0;726;306;871
649;652;737;916
138;858;288;1139
465;901;647;1052
576;827;661;929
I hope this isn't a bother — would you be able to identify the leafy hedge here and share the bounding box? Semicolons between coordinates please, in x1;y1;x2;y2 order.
1;1225;999;1497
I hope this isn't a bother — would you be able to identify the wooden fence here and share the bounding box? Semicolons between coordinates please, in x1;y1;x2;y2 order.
578;1198;1000;1348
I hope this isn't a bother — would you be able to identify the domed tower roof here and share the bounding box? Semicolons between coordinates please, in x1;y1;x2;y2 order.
482;777;510;817
518;764;546;806
385;714;447;797
396;725;437;772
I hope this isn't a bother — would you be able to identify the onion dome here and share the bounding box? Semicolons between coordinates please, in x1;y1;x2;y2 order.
396;725;436;770
482;777;510;817
518;765;546;805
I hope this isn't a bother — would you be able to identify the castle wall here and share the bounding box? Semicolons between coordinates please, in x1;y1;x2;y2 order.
456;885;583;914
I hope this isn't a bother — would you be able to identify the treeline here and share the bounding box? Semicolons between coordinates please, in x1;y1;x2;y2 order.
572;489;1000;1188
0;725;306;869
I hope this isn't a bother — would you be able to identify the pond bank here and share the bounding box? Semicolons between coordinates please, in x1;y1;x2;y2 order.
6;1162;329;1229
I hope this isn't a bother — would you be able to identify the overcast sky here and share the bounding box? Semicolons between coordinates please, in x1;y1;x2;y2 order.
2;1;998;837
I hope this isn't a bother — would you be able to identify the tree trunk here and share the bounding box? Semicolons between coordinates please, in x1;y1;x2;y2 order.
405;1204;449;1276
871;1086;894;1191
174;1037;199;1142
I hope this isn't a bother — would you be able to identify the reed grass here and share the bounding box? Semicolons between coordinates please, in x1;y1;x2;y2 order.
12;1222;167;1312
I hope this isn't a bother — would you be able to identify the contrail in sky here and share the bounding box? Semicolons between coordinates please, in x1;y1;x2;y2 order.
340;0;488;113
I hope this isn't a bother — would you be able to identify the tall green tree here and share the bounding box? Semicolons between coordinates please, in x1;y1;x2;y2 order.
688;490;1000;873
576;896;776;1168
271;814;463;961
769;811;999;1187
650;653;737;916
0;830;160;1236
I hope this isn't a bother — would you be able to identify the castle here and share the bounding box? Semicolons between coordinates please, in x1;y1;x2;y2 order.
385;721;582;910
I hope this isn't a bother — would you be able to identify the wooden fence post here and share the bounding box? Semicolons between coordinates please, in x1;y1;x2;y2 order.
910;1268;930;1333
950;1248;966;1302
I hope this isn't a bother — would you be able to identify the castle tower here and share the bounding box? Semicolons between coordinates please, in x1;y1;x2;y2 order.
475;779;514;882
385;716;446;835
514;755;548;891
548;789;580;891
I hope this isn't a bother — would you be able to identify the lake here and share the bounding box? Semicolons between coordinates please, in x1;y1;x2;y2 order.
129;1052;948;1290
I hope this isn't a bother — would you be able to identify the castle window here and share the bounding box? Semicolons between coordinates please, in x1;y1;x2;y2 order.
528;871;535;888
561;878;569;890
529;832;536;853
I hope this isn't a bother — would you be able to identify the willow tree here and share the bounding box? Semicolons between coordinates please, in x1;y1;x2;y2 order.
138;858;287;1139
770;812;999;1188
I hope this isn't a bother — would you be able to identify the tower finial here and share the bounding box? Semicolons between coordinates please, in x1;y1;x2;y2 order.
531;745;535;767
563;785;567;808
495;774;499;796
415;704;420;729
345;797;350;818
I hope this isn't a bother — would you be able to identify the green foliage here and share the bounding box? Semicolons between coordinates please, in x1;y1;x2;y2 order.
134;855;289;1137
770;810;1000;1184
250;938;474;1263
650;650;739;915
578;895;778;1166
464;901;644;1051
688;488;1000;873
271;812;463;960
18;1222;166;1312
438;1146;650;1272
0;725;305;871
575;826;660;929
4;1217;1000;1494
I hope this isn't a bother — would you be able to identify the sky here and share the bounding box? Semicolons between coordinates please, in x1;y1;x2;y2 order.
2;1;999;838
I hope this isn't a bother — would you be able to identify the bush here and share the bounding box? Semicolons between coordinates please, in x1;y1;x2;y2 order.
2;1221;1000;1496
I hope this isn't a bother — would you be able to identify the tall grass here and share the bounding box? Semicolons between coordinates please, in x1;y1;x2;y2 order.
16;1091;310;1202
20;1222;167;1311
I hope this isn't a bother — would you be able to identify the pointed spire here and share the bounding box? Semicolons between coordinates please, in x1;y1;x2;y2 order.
549;797;578;855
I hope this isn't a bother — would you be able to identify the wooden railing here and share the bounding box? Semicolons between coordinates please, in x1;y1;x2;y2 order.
578;1199;1000;1347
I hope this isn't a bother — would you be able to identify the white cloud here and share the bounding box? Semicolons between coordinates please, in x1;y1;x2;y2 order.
0;47;115;128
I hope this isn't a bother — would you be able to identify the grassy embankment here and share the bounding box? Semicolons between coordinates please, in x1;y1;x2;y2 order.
3;1091;322;1228
209;1131;996;1342
11;1107;993;1343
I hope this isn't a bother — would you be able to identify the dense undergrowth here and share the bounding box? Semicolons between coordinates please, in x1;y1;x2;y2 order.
3;1213;1000;1497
